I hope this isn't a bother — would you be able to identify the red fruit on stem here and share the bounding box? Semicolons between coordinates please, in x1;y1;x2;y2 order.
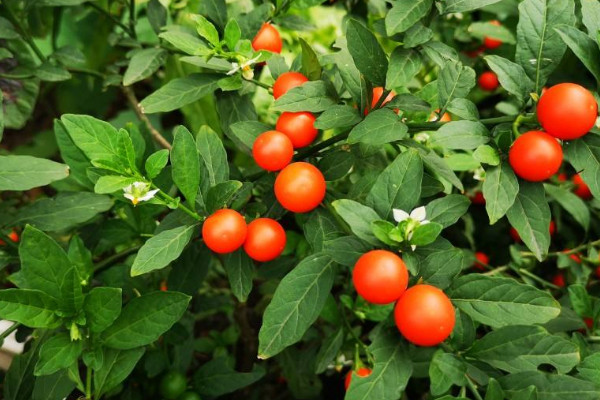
252;130;294;171
483;20;503;49
470;191;485;205
478;71;499;91
344;368;372;391
509;131;563;182
274;162;326;213
276;112;319;148
273;72;308;99
202;209;247;254
473;252;489;271
352;250;409;304
573;174;592;200
552;273;565;288
251;23;282;53
243;218;286;262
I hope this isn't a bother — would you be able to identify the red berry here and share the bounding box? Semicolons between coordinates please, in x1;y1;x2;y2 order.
573;174;592;200
202;209;247;254
274;162;326;213
243;218;286;262
552;273;565;288
483;20;503;49
509;131;563;182
251;23;282;53
478;71;499;91
352;250;409;304
276;112;318;149
344;367;372;391
273;72;308;99
470;191;485;205
252;130;294;171
473;252;489;271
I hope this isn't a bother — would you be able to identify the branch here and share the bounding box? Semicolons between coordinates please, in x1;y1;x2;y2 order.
122;85;172;150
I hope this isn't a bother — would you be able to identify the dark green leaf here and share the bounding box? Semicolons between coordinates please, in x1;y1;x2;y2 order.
94;347;145;398
273;81;335;112
223;250;254;302
0;289;60;328
314;105;361;130
300;38;322;80
555;25;600;84
386;48;422;88
429;350;467;396
348;109;408;145
425;194;470;228
499;371;599;400
385;0;433;36
131;225;196;276
544;184;590;230
482;162;519;225
346;19;388;86
432;121;489;150
194;358;265;396
83;287;122;333
484;55;533;103
0;155;69;191
171;125;200;206
35;333;82;376
140;74;221;113
123;48;167;86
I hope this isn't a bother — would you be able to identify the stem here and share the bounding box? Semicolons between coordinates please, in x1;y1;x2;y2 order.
521;238;600;259
85;366;92;399
94;245;142;273
86;2;133;37
406;114;523;131
0;323;20;343
68;67;105;79
122;85;173;150
339;304;373;364
128;0;137;39
155;189;203;221
482;266;508;276
247;78;272;92
465;375;484;400
518;268;560;289
296;130;350;159
2;3;46;62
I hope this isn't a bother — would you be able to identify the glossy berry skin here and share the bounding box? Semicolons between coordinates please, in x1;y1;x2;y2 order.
552;273;565;288
251;23;282;53
243;218;286;262
509;131;563;181
252;130;294;171
159;371;187;400
510;220;555;242
573;174;592;200
274;162;326;213
202;209;247;254
478;71;499;91
394;284;455;347
473;252;489;271
352;250;409;304
276;112;318;148
273;72;308;99
470;191;485;205
537;83;598;140
483;20;503;49
344;367;372;391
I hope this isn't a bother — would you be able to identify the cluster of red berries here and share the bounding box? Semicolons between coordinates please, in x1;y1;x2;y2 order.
472;20;503;91
509;83;598;182
202;209;286;262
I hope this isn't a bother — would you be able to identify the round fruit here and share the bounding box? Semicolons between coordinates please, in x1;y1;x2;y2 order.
352;250;409;304
273;72;309;99
584;317;594;330
276;112;318;148
470;191;485;205
252;130;294;171
394;284;455;347
243;218;287;262
549;220;556;236
473;252;489;271
537;83;598;140
344;367;372;391
510;220;555;242
159;371;187;400
7;230;18;242
251;23;282;53
563;249;581;263
371;87;395;109
573;173;592;200
202;209;247;254
274;162;326;213
478;71;499;91
483;20;503;49
508;131;563;181
552;273;565;288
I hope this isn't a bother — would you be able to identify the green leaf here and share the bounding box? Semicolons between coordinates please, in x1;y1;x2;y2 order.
432;121;489;150
554;25;600;84
318;151;354;181
385;0;433;36
140;74;221;113
386;48;422;88
196;125;229;195
171;125;200;206
408;239;464;289
429;350;467;396
332;38;362;104
506;182;551;261
564;133;600;200
438;61;476;112
34;62;71;82
387;93;431;111
32;370;76;400
485;379;505;400
206;180;243;213
447;98;479;121
0;17;19;39
273;81;335;112
420;41;459;67
303;208;344;252
467;325;580;374
346;19;388;87
449;274;561;327
425;194;470;228
159;27;208;55
223;250;254;302
168;243;211;296
224;19;241;49
348;109;408;145
314;105;361;130
498;371;599;400
145;149;170;179
147;0;167;34
131;225;196;276
102;291;191;349
12;192;113;232
83;287;122;333
473;144;500;166
123;48;167;86
410;222;443;247
482;162;519;225
332;200;381;245
193;14;220;45
300;38;322;80
581;0;600;39
94;347;145;398
4;334;45;400
199;0;227;29
345;327;412;400
54;120;92;188
544;184;590;230
315;328;344;374
258;253;335;359
567;284;593;317
577;353;600;384
194;358;265;396
516;0;575;91
484;55;533;104
0;289;60;328
0;155;69;191
94;176;137;194
322;236;371;266
469;21;516;43
35;333;82;376
366;149;423;220
19;226;82;314
227;121;270;154
442;0;502;13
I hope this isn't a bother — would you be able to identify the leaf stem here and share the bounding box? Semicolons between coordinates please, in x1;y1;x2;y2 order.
0;322;20;343
2;3;46;62
86;2;133;36
122;85;173;150
518;268;560;289
465;375;484;400
247;78;273;93
94;245;142;273
128;0;137;39
154;189;204;221
85;366;92;399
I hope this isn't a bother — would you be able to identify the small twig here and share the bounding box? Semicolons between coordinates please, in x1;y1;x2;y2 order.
94;245;142;274
482;266;508;276
122;85;172;150
2;3;46;62
86;2;134;37
518;268;560;289
128;0;137;39
247;78;272;93
0;323;20;343
465;375;484;400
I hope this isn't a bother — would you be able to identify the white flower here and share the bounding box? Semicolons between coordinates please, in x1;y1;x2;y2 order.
393;206;429;225
123;181;159;206
473;166;486;181
226;55;261;80
414;132;430;143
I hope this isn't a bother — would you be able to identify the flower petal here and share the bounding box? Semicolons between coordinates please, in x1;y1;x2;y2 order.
138;189;160;202
393;209;410;222
410;206;427;222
